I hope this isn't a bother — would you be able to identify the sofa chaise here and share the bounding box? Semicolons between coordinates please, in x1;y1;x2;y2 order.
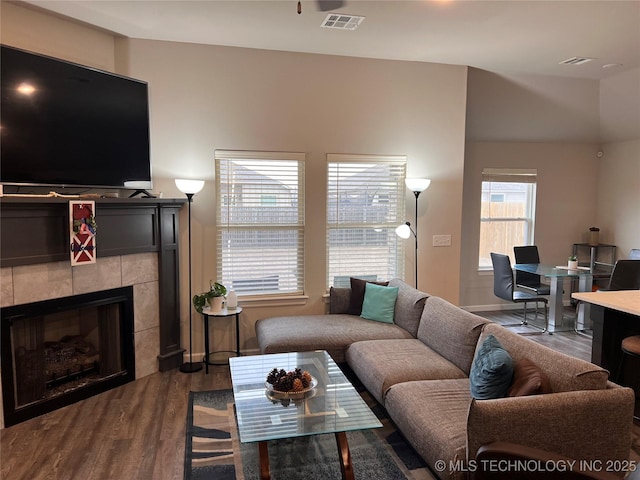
255;279;635;480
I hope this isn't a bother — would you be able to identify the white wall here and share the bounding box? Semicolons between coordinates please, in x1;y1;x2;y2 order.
596;68;640;258
1;0;470;356
465;68;601;143
460;142;601;309
3;1;637;351
0;2;116;71
600;68;640;142
124;39;468;353
596;140;640;258
462;66;639;310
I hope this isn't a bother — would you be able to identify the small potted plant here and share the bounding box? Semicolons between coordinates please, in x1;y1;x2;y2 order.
568;255;578;270
193;281;227;313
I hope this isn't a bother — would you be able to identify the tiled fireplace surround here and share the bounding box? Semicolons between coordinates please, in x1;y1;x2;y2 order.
0;253;161;429
0;196;185;428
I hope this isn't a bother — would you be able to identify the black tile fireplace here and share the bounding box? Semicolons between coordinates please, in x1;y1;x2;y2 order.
1;286;135;426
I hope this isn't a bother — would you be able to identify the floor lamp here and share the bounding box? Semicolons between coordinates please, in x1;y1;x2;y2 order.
176;178;205;374
396;178;431;289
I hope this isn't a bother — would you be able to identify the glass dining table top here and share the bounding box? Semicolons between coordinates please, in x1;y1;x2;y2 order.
513;263;609;278
229;351;381;444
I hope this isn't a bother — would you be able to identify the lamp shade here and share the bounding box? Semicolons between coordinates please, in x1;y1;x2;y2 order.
175;179;205;195
395;223;412;239
405;178;431;193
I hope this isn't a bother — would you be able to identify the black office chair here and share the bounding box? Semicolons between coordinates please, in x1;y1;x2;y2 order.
603;259;640;291
491;252;549;333
575;259;640;335
513;245;551;295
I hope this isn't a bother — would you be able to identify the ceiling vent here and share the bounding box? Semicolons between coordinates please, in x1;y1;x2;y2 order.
321;13;365;30
559;57;595;66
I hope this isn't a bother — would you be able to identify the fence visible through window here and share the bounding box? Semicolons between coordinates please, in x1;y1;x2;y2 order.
326;154;406;287
215;151;305;295
478;168;537;268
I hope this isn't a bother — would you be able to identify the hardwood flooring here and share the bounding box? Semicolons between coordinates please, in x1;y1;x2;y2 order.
475;308;593;361
0;364;231;480
1;309;638;479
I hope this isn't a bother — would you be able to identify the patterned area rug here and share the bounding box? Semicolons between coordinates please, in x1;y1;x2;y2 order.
184;388;434;480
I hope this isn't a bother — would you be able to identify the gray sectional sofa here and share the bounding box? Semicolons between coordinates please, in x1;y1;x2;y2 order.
255;279;635;480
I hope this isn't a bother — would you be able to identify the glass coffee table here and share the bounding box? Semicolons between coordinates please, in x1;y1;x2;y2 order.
229;350;382;480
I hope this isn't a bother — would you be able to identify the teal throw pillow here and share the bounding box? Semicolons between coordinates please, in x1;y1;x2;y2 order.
360;283;399;324
470;334;514;399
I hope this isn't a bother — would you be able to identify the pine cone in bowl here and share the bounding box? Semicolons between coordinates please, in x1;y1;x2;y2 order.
266;367;313;392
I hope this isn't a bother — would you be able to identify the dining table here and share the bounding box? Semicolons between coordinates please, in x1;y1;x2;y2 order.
512;263;602;333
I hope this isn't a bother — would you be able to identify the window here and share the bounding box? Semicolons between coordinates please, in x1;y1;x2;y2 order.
215;150;305;295
478;168;537;269
327;154;406;287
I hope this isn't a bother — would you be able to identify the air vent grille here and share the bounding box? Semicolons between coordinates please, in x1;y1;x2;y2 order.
559;57;595;66
321;13;365;30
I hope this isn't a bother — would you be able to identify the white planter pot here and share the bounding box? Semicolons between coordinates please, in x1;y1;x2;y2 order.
568;260;578;270
208;296;224;312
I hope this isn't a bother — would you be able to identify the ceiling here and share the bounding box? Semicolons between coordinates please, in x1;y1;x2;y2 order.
21;0;640;80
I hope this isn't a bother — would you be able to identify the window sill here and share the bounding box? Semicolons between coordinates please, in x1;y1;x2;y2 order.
236;294;309;308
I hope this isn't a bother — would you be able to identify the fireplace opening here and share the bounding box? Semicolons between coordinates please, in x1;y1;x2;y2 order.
1;287;135;427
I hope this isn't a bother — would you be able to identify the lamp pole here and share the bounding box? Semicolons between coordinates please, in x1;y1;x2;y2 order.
413;190;420;288
180;192;202;373
175;179;205;374
399;178;431;289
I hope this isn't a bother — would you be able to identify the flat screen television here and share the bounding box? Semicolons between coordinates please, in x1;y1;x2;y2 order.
0;45;152;191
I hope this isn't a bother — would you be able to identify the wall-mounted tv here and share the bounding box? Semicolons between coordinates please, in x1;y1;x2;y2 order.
0;45;152;191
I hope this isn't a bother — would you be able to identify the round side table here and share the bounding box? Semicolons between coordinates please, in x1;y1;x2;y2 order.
201;306;242;374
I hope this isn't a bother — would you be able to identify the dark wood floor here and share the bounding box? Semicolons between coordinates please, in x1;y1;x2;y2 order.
1;309;638;480
476;308;593;361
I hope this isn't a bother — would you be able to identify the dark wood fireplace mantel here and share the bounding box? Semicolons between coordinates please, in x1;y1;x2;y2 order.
0;196;187;371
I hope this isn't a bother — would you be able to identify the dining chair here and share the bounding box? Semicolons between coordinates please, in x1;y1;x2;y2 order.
574;259;640;335
513;245;551;295
491;252;549;333
603;259;640;291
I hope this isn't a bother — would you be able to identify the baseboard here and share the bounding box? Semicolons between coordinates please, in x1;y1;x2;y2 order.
182;347;262;362
158;348;185;371
463;300;572;313
238;348;261;356
463;304;525;313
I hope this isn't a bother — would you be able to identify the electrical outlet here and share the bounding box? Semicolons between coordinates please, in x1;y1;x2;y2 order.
432;234;452;247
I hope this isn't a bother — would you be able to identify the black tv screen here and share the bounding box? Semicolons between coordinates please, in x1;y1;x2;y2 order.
0;45;152;190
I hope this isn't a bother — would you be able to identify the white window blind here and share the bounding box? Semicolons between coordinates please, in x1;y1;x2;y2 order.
215;150;305;296
479;168;537;268
327;154;406;288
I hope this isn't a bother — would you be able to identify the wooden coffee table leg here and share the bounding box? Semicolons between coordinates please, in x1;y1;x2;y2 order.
335;431;354;480
258;441;270;480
